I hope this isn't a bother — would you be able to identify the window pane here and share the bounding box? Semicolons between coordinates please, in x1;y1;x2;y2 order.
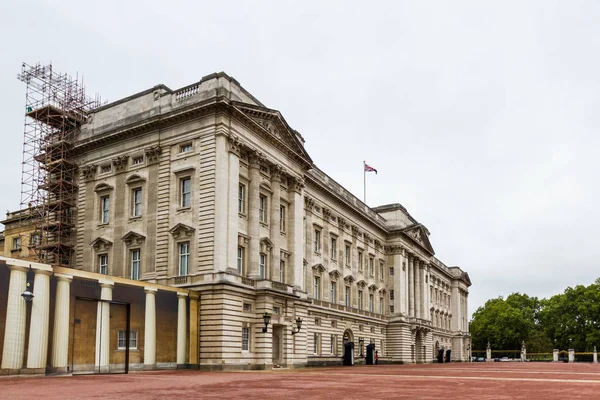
179;242;190;275
181;178;191;207
259;254;265;279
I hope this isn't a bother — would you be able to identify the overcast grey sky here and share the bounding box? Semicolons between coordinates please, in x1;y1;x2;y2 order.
1;0;599;317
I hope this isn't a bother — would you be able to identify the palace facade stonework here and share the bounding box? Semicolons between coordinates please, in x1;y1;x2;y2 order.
0;72;471;374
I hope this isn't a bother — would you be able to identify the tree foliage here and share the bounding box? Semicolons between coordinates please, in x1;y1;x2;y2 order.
471;280;600;352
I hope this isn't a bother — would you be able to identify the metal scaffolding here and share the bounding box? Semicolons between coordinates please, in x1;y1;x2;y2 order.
18;62;100;266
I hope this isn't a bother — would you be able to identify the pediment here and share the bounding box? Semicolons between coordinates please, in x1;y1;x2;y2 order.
460;271;472;286
260;237;274;253
368;283;378;293
312;263;326;274
232;102;313;167
343;274;355;284
356;280;367;289
401;224;435;255
94;183;114;192
125;174;146;184
122;231;146;246
329;270;342;280
90;237;113;251
169;223;195;238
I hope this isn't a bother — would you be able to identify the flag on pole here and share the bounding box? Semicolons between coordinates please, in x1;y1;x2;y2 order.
364;163;378;174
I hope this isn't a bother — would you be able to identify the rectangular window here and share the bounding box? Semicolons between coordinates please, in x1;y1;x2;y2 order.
132;188;142;217
280;205;286;232
99;254;108;275
179;242;190;275
132;156;144;165
30;233;40;247
345;244;350;265
389;267;394;276
100;164;111;174
314;276;320;299
313;332;319;354
314;229;321;253
259;195;267;223
330;237;337;259
101;195;110;223
243;303;252;312
358;290;363;310
390;290;394;300
238;184;245;213
358;251;363;270
259;254;266;279
118;330;138;349
369;294;374;312
180;143;193;153
130;249;141;280
379;262;384;280
390;305;394;314
330;281;336;303
180;177;191;208
380;297;384;314
242;327;250;351
237;247;244;274
330;334;336;355
279;259;285;283
345;286;350;307
369;257;374;276
12;237;21;250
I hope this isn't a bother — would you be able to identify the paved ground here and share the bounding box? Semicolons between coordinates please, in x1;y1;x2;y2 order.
2;362;600;399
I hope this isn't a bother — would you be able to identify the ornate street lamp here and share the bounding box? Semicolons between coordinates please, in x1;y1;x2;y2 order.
21;281;34;303
262;312;271;333
291;317;303;335
359;337;365;357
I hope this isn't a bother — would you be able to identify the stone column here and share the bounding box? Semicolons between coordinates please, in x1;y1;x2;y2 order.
414;259;421;320
553;348;559;362
594;346;597;364
269;166;282;281
419;262;426;320
1;264;28;370
407;254;414;317
486;342;491;362
177;292;188;366
450;281;460;331
289;177;305;290
227;135;241;272
26;267;53;371
95;281;113;373
520;341;526;362
392;251;403;315
143;287;157;369
214;134;229;272
568;348;574;363
51;273;73;372
247;151;262;279
189;292;199;366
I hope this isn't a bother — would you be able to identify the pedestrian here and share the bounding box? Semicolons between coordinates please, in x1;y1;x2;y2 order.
375;350;379;365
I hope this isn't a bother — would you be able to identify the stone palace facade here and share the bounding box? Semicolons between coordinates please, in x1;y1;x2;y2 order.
0;72;471;374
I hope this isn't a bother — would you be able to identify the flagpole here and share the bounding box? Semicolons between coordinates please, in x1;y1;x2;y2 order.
363;160;366;204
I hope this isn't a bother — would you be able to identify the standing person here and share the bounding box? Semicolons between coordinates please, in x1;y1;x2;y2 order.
375;350;379;365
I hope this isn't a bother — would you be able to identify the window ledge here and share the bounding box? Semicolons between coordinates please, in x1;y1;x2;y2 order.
97;223;109;228
238;212;247;219
314;251;321;257
129;216;142;222
176;206;191;213
259;222;268;228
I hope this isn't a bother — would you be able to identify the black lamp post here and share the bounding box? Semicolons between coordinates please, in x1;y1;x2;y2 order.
262;312;271;333
21;281;34;303
291;317;303;335
359;337;365;357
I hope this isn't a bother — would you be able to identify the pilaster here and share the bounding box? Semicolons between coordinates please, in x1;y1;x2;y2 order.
269;166;282;281
247;151;263;279
226;135;241;272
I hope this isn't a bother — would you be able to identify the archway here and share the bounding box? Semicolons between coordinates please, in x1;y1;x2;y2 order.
434;341;439;358
343;329;354;345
